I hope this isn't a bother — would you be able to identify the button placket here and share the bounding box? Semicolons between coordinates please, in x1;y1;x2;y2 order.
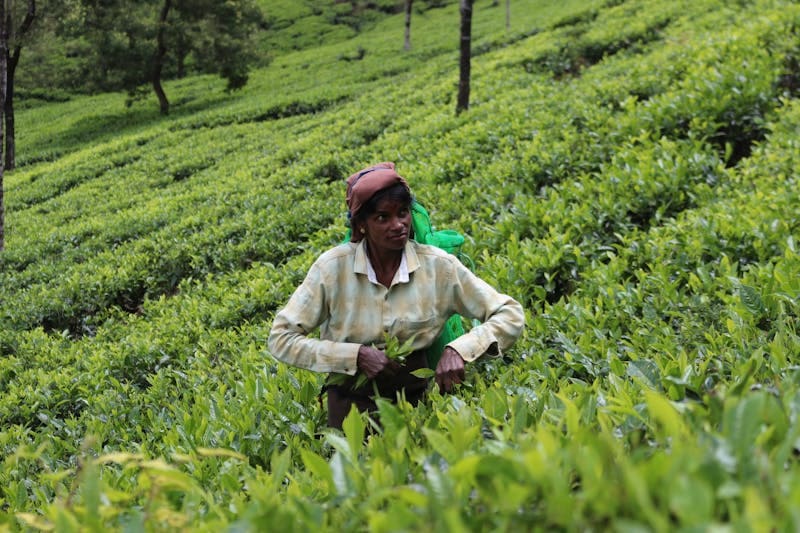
381;286;392;335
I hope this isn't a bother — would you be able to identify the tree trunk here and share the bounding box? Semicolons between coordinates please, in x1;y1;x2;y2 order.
456;0;473;115
4;0;35;171
5;48;17;171
152;0;171;115
506;0;511;30
403;0;413;51
0;0;6;251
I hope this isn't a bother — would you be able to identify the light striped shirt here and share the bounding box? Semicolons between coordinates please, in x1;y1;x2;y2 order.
268;240;525;375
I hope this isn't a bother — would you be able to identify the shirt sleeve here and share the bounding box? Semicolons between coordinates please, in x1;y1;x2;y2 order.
267;262;361;375
444;259;525;363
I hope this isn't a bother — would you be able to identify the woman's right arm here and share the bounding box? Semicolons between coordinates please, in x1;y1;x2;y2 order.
267;264;362;375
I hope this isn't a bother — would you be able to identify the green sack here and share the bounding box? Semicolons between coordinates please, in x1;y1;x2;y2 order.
409;202;467;368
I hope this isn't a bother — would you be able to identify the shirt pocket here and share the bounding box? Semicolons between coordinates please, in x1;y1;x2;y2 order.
393;316;442;344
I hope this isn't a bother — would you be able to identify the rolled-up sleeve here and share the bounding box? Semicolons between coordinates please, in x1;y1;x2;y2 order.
267;263;361;375
445;260;525;362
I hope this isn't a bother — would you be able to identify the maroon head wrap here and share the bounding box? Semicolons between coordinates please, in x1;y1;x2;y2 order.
345;162;410;241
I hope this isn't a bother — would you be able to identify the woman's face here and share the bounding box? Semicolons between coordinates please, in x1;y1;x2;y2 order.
360;198;411;254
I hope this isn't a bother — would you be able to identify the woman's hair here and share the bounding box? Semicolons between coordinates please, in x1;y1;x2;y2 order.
351;182;412;228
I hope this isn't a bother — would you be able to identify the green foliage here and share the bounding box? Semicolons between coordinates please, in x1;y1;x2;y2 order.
2;0;800;530
38;0;262;110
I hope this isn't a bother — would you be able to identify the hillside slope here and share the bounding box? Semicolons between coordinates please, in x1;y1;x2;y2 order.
2;0;800;529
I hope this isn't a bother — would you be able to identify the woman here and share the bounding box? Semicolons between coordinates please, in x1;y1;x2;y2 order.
268;162;524;429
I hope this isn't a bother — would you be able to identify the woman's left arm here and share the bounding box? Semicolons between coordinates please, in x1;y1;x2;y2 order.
445;259;525;363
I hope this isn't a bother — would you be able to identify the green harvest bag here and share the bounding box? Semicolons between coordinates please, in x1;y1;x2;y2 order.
343;200;468;369
409;201;467;369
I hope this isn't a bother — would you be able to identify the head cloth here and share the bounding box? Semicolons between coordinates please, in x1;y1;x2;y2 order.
345;162;410;241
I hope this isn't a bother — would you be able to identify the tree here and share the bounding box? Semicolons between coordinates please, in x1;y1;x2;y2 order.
403;0;413;51
2;0;37;171
80;0;261;115
0;0;7;250
152;0;172;114
456;0;473;115
491;0;511;31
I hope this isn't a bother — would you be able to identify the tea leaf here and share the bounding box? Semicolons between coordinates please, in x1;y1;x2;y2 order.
196;447;247;461
626;360;661;390
342;407;366;459
300;449;334;493
411;368;435;379
739;284;765;315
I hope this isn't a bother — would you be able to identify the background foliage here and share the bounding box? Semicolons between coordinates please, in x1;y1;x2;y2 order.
2;0;800;530
14;0;457;100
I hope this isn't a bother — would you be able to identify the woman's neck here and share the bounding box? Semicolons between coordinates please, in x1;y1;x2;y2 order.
365;242;403;288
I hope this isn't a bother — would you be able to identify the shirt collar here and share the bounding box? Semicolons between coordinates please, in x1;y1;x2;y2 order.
354;240;420;286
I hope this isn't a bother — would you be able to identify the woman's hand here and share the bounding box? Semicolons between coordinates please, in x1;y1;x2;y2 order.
435;347;465;393
357;345;400;379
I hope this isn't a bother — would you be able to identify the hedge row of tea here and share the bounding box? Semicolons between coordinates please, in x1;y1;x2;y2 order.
2;0;799;530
